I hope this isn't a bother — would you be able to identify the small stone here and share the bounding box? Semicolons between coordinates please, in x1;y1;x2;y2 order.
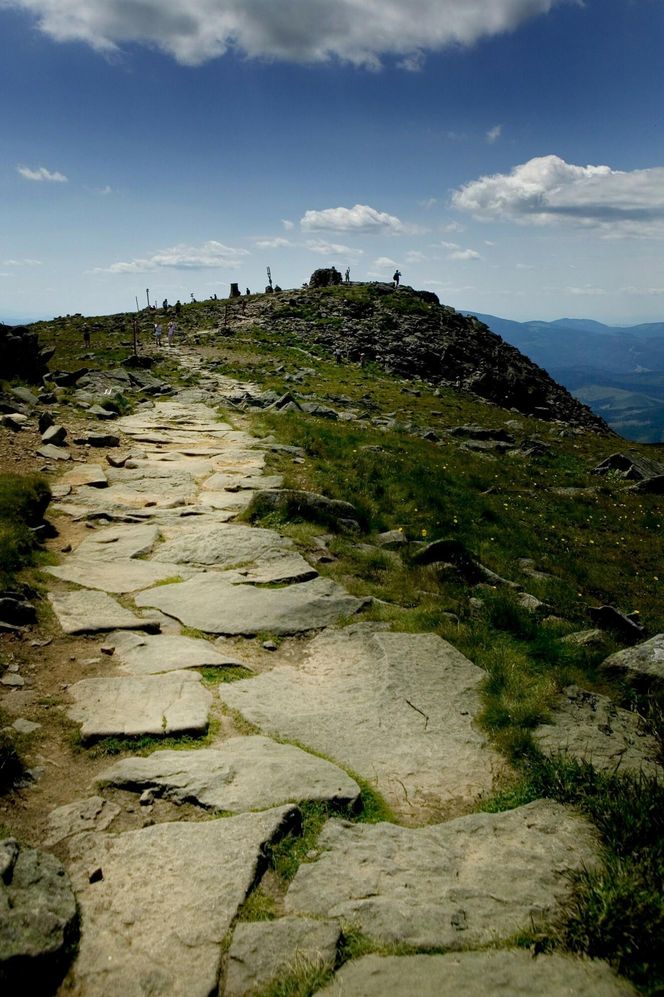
12;718;41;734
139;789;155;807
100;645;115;656
262;640;278;651
1;674;25;688
88;866;103;883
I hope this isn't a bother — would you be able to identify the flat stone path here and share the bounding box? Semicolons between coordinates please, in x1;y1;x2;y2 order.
33;347;629;995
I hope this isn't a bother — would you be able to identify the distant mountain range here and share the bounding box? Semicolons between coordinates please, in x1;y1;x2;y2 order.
463;312;664;443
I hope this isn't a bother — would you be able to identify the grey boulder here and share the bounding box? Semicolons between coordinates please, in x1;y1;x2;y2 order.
600;634;664;689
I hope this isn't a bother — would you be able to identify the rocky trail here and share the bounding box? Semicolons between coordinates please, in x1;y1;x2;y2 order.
1;346;653;995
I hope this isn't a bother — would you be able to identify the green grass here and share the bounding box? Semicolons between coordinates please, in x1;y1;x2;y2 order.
82;717;221;757
483;754;664;992
0;472;51;587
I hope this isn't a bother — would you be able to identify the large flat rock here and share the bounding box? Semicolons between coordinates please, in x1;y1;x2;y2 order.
73;523;160;560
534;685;662;777
107;631;249;675
135;575;367;636
316;951;636;996
285;800;599;948
226;917;341;997
68;807;298;997
45;557;191;593
600;634;664;690
60;464;108;488
45;796;121;846
67;671;212;742
96;736;361;812
48;590;159;635
220;626;502;818
152;523;295;566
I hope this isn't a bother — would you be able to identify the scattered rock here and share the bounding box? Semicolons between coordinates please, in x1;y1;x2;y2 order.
12;718;41;734
588;605;644;643
247;489;360;532
600;634;664;690
375;530;406;549
534;685;661;776
561;629;609;649
40;424;67;447
45;796;121;846
592;450;664;481
37;444;71;461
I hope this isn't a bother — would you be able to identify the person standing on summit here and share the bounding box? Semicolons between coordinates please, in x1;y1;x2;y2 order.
393;269;402;288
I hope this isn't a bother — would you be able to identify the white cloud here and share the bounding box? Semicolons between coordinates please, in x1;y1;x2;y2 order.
449;248;481;262
486;123;502;143
301;203;405;234
2;258;42;266
17;164;67;182
452;155;664;235
281;219;294;231
565;285;607;296
2;1;566;67
418;197;438;210
93;240;249;273
405;250;427;263
254;237;293;249
305;239;364;258
372;256;399;270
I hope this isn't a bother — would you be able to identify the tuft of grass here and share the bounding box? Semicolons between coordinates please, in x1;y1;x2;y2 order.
0;730;25;794
201;665;254;684
482;753;664;992
252;955;334;997
0;473;51;587
236;887;278;923
83;717;221;757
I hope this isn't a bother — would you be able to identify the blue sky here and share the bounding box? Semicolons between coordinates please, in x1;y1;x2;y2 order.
2;0;664;325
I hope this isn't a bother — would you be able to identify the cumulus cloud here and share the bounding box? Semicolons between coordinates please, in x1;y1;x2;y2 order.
2;1;565;67
254;237;293;249
441;241;481;261
452;155;664;234
17;164;67;182
301;204;405;234
372;256;399;270
93;240;249;273
305;239;364;258
486;124;502;143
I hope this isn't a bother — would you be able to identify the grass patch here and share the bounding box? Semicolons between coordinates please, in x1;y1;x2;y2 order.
0;473;51;587
82;717;221;757
483;753;664;992
201;665;254;684
236;887;278;923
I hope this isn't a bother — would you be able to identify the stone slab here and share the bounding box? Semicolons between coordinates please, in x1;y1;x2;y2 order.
135;575;367;636
45;558;191;593
226;917;341;997
73;523;160;561
152;523;294;566
107;631;250;675
37;444;71;461
67;671;211;742
60;464;108;488
45;796;121;846
534;685;661;777
600;634;664;689
68;806;298;997
226;554;318;585
316;951;636;997
48;590;159;635
96;736;360;812
220;626;502;818
285;800;599;949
